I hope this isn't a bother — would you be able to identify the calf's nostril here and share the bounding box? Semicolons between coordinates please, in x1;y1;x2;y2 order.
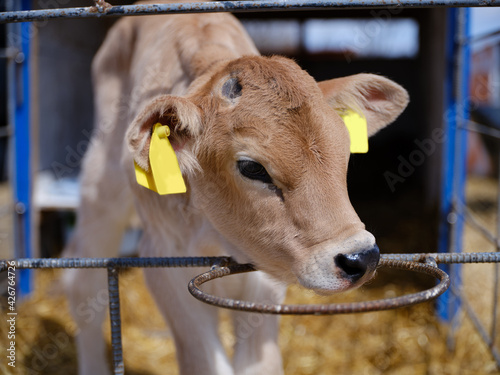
334;245;380;282
335;253;367;280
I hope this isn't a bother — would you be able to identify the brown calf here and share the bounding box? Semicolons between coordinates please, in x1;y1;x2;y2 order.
64;5;408;375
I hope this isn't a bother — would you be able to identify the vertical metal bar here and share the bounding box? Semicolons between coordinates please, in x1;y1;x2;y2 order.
8;0;32;296
437;8;470;324
437;7;458;322
450;6;470;342
493;263;499;348
493;154;500;348
107;266;125;375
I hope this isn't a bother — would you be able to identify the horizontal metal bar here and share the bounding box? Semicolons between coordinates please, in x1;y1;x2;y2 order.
2;252;500;274
1;0;500;24
0;256;234;272
382;252;500;263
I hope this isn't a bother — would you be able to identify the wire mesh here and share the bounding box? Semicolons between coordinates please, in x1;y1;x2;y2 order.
447;11;500;368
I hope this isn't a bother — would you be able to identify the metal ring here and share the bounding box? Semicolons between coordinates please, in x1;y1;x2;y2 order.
188;259;451;315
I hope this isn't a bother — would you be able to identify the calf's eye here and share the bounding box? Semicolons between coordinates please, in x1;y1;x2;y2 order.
237;160;273;184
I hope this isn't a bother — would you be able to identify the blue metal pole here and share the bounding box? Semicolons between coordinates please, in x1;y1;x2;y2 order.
9;0;32;296
437;8;470;323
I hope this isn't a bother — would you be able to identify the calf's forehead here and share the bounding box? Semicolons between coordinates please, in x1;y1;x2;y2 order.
230;101;349;157
228;56;320;108
195;56;351;177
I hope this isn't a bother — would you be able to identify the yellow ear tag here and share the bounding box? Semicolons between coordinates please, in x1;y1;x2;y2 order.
340;109;369;153
134;161;157;191
134;123;187;195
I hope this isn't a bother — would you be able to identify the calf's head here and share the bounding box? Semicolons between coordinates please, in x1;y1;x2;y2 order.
127;56;409;294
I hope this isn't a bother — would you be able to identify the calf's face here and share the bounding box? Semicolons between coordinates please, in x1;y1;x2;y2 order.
127;56;409;294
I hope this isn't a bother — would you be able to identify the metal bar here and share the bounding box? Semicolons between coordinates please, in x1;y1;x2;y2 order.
437;7;470;324
381;252;500;264
1;0;500;24
493;262;499;346
437;7;456;320
492;124;500;350
451;5;470;327
467;28;500;44
188;258;451;315
107;266;124;375
0;256;234;272
460;204;499;247
461;120;500;140
2;253;500;273
9;0;33;297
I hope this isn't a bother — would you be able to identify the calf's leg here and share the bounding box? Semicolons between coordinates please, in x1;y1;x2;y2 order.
231;272;286;375
143;266;234;375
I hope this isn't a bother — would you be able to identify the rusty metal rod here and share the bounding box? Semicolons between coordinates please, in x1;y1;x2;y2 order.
381;252;500;264
0;256;234;272
1;0;500;24
2;252;499;273
187;259;451;315
107;266;125;375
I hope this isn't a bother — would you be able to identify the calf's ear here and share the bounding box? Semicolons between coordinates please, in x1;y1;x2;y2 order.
126;95;202;174
317;73;409;137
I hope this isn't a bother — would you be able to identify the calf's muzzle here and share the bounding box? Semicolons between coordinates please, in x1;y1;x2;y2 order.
334;245;380;282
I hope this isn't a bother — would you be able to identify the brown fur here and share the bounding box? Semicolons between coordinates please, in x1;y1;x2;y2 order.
64;5;409;375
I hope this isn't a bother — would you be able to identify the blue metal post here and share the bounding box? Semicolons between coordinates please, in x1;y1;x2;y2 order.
8;0;32;296
437;8;470;323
